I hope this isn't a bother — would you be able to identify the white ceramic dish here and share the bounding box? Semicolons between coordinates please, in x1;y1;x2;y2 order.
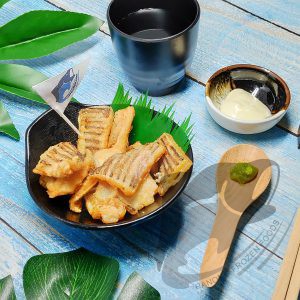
205;64;291;134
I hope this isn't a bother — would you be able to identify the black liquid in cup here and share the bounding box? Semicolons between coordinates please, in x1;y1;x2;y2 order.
107;0;200;96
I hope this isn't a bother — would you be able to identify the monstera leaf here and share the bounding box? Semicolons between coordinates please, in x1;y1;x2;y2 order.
118;272;160;300
0;101;20;140
0;10;102;60
0;275;16;300
23;248;119;300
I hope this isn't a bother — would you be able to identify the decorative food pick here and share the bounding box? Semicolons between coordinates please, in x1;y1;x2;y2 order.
33;59;89;135
230;162;258;184
33;104;193;224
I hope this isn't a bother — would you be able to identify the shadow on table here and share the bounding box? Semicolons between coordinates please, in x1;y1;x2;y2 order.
113;160;279;292
37;159;279;295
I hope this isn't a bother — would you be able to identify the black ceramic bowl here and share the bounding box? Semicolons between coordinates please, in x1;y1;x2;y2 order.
107;0;200;96
25;103;193;229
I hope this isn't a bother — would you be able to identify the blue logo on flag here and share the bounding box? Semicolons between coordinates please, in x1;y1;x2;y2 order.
51;68;79;103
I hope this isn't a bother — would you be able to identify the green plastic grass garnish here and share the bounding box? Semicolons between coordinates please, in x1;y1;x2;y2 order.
111;83;194;152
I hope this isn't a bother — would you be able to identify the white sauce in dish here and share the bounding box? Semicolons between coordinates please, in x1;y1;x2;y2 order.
220;88;271;121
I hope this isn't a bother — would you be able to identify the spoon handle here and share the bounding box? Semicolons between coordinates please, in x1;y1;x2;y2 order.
200;201;241;287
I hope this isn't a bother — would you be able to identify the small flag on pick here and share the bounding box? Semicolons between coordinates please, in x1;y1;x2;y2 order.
33;60;89;135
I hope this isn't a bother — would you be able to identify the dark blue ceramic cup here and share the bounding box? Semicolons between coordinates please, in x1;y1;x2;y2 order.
107;0;200;96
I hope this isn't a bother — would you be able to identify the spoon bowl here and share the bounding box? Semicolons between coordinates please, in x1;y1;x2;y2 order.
200;144;271;287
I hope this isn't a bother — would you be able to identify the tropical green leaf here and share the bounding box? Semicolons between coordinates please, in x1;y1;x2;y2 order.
0;10;103;60
0;101;20;140
111;83;193;151
0;275;16;300
0;0;10;9
117;272;160;300
23;248;119;300
0;64;78;104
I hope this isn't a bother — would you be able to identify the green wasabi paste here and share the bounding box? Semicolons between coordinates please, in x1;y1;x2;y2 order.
230;163;258;184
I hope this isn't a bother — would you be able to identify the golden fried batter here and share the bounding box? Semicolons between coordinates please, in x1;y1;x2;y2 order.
33;142;85;178
92;142;165;196
77;106;114;154
85;183;126;223
40;151;93;198
120;175;158;215
127;141;142;150
154;133;192;196
94;148;122;168
108;106;135;151
69;176;98;213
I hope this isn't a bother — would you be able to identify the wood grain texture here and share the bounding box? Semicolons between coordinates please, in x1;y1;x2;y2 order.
201;144;272;287
0;220;38;300
1;12;298;253
0;193;283;300
46;0;300;134
285;247;300;300
0;19;297;258
0;0;298;299
226;0;300;35
272;209;300;300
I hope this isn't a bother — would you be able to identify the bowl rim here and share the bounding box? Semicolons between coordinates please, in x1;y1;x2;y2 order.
25;103;194;230
205;64;291;125
107;0;200;43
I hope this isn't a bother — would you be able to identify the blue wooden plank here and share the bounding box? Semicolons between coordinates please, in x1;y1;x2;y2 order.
0;23;298;258
0;220;38;300
225;0;300;35
0;194;283;300
0;0;298;299
44;0;300;134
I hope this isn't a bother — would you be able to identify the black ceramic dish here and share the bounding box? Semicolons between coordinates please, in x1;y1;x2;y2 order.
107;0;200;96
25;103;193;229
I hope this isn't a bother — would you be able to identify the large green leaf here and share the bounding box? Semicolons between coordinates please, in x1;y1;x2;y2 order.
0;64;78;104
0;0;10;9
0;101;20;140
0;10;102;60
23;248;119;300
117;272;160;300
0;275;16;300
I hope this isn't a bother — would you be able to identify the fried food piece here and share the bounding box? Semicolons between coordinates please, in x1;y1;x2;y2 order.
127;141;142;150
120;175;158;215
108;106;135;151
94;148;122;168
85;183;126;223
92;142;165;196
40;151;93;198
154;133;193;196
69;176;98;213
77;106;114;154
33;142;84;178
93;107;135;168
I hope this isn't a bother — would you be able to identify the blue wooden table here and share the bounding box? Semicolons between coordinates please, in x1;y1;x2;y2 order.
0;0;299;299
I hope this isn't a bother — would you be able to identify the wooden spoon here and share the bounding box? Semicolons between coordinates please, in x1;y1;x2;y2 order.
200;144;272;287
